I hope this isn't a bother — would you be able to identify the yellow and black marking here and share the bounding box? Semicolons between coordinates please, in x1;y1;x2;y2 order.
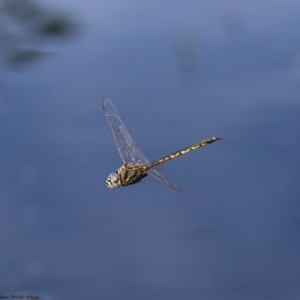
117;163;148;186
147;136;221;168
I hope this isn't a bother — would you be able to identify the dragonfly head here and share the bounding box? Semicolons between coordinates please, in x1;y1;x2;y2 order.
106;172;121;189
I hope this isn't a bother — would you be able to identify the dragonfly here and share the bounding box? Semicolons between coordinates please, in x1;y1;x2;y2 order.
102;98;221;192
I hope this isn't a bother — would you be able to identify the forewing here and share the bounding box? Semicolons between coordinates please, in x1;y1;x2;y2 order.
102;98;149;164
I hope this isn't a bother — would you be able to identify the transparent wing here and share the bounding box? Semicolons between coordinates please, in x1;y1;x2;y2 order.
134;147;183;193
102;98;148;164
148;169;183;193
102;98;182;192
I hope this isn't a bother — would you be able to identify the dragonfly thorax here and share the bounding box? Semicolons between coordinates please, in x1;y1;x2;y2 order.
105;164;148;189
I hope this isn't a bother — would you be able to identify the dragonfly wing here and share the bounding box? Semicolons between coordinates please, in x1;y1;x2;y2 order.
102;98;148;164
125;142;183;192
148;168;183;193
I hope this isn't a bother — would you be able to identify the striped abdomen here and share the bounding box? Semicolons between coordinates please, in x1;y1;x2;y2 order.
145;136;221;169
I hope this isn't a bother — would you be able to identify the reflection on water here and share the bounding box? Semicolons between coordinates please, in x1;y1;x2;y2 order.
175;35;198;74
0;0;78;67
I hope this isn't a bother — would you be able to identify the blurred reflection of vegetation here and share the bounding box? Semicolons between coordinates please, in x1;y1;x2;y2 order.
0;0;77;67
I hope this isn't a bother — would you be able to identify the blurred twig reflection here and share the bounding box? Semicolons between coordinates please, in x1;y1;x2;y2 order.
0;0;78;67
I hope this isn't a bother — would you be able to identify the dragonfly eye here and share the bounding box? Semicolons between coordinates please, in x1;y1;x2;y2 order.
106;173;121;189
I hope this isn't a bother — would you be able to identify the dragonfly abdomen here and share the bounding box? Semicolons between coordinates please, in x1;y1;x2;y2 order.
147;136;221;168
